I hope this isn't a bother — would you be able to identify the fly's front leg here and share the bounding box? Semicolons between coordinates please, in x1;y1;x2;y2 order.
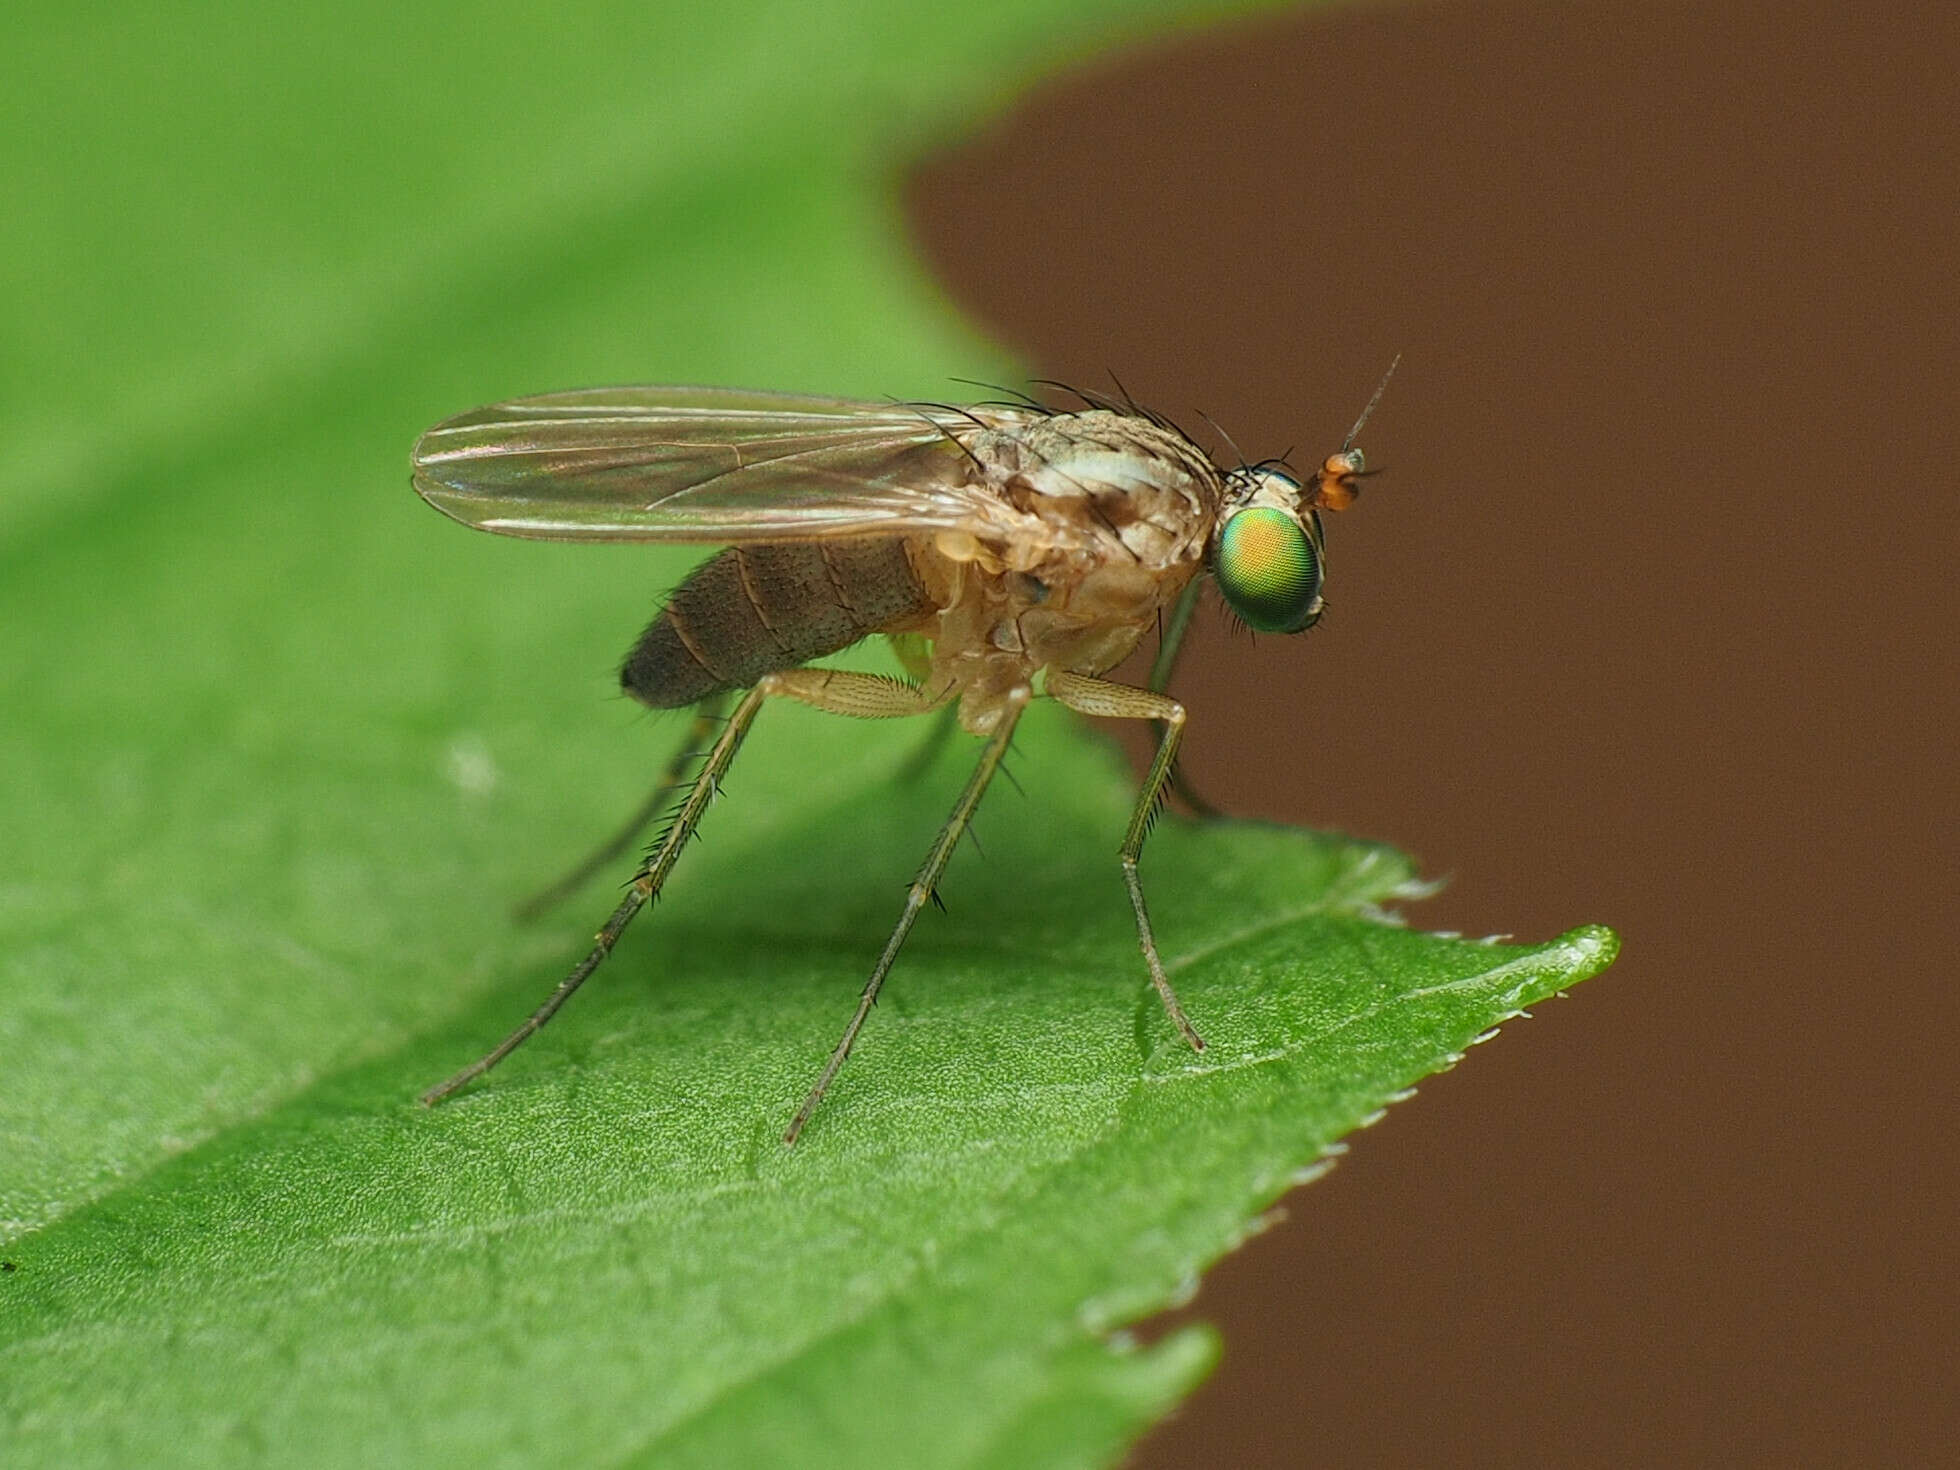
1146;575;1221;820
1045;669;1206;1053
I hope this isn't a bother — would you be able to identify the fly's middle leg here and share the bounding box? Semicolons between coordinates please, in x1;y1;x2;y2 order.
894;704;959;784
1044;668;1206;1054
884;632;957;784
778;675;1022;1146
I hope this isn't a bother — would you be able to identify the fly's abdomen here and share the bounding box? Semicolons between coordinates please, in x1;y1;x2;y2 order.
622;539;935;707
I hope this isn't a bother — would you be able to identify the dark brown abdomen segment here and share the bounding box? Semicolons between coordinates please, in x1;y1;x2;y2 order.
622;538;935;708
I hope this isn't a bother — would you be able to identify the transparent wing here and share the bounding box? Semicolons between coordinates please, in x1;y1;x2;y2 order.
410;385;1042;543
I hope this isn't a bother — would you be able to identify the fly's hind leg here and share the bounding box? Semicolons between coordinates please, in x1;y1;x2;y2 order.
1045;668;1206;1053
514;694;732;921
422;680;768;1106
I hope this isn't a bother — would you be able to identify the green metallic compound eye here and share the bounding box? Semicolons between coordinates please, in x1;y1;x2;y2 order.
1214;506;1323;633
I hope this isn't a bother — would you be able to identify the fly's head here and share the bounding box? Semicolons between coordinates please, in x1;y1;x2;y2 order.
1209;355;1395;632
1211;446;1364;634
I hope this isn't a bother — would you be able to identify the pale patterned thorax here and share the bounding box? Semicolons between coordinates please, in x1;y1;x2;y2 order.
966;411;1222;563
924;410;1229;732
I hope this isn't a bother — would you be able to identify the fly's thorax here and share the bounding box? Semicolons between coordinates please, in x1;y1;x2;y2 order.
1021;555;1197;670
965;410;1223;571
910;410;1229;733
918;538;1203;734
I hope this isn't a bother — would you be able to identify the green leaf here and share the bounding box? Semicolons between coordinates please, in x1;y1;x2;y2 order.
0;0;1616;1465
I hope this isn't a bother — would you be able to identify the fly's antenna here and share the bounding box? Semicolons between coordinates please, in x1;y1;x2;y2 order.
1312;355;1399;513
1343;352;1402;451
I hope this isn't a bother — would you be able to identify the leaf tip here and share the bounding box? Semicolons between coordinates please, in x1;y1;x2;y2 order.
1557;922;1622;979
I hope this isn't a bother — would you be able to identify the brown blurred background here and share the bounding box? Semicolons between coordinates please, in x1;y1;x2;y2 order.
909;1;1955;1464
